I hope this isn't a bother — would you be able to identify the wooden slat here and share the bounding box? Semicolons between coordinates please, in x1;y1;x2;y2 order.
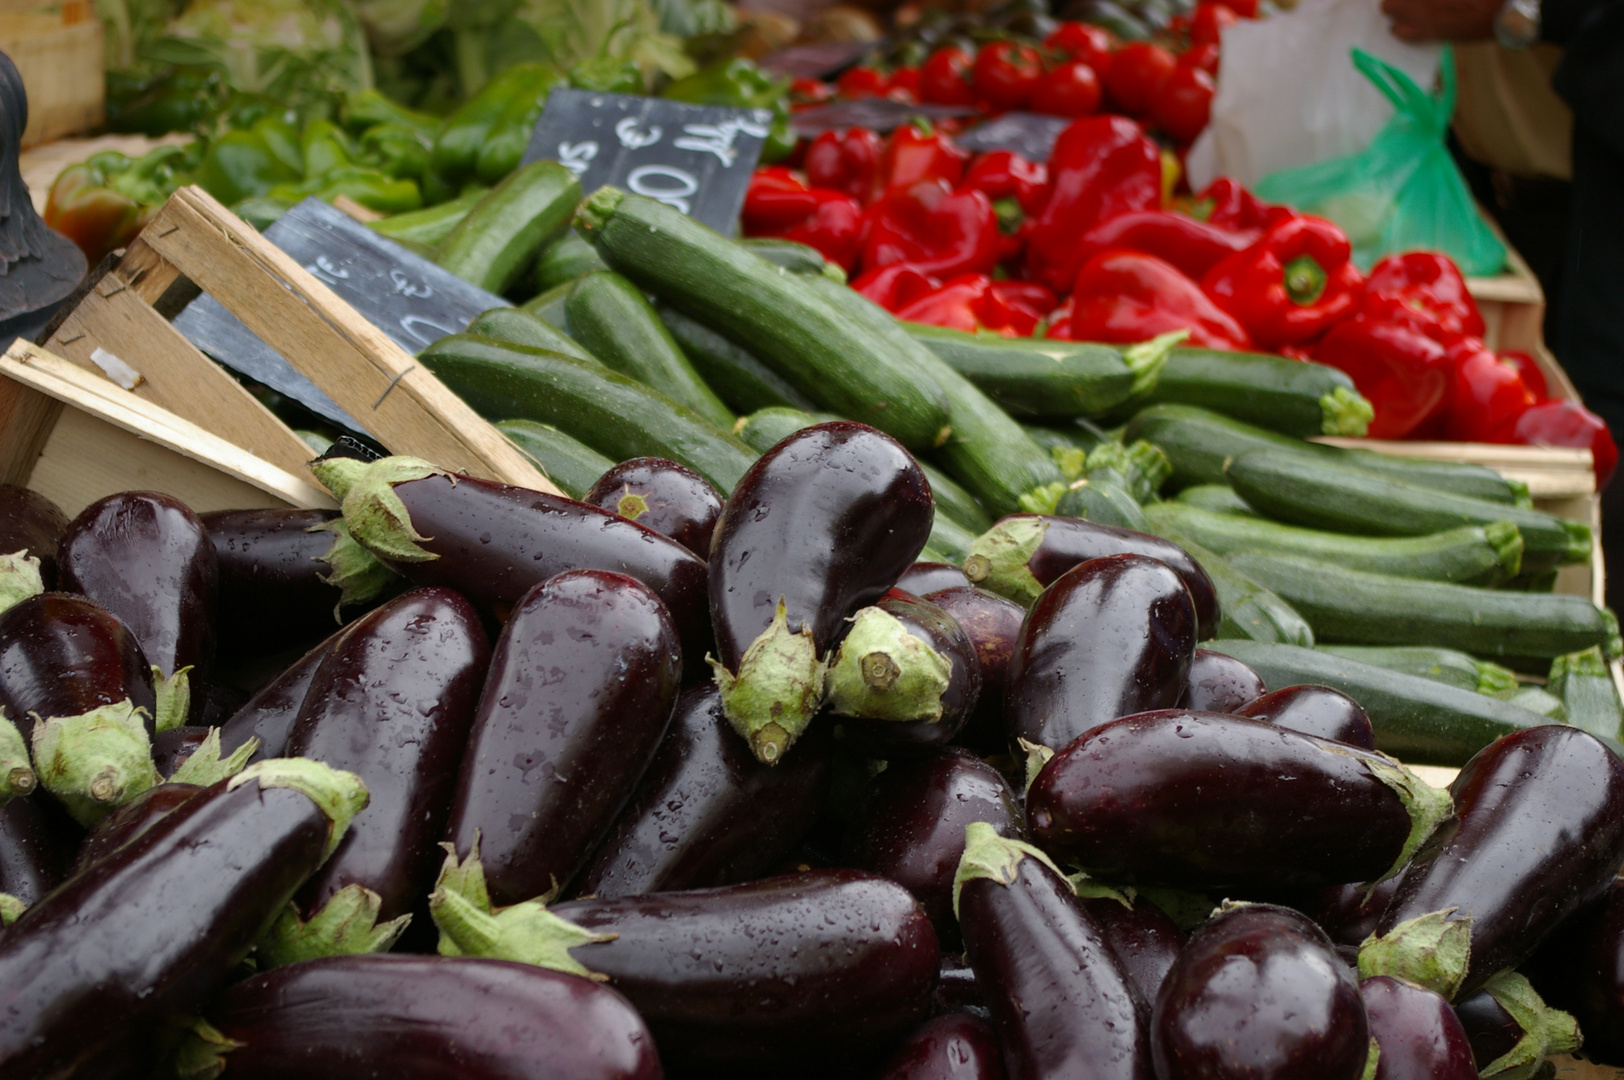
0;373;64;488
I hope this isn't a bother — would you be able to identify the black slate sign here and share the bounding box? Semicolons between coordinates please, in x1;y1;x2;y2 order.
172;197;507;433
952;112;1075;163
521;88;770;234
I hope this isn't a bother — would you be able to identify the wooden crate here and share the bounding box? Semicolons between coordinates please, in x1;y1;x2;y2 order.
0;2;103;148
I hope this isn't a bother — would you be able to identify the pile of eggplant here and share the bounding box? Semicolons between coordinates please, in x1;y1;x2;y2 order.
0;420;1621;1080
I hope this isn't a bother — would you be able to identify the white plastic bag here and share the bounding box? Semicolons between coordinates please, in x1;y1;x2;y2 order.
1185;0;1441;190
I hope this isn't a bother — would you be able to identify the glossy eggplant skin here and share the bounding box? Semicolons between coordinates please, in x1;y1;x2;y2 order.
1152;905;1370;1080
58;491;218;683
710;422;933;671
584;457;724;557
1180;648;1265;712
0;592;156;740
72;783;203;872
877;1012;1006;1080
1359;975;1477;1080
0;773;331;1079
0;796;70;905
958;845;1151;1080
446;570;681;906
838;595;984;757
1006;555;1198;751
1451;989;1520;1068
1374;724;1624;998
1027;710;1413;891
1310;877;1401;948
553;869;940;1070
845;748;1021;946
900;563;973;597
932;953;992;1020
923;586;1025;755
203;955;661;1080
287;588;489;921
218;626;344;761
151;726;210;776
201;508;345;652
576;685;831;899
1237;685;1377;749
1078;894;1186;1008
0;485;68;587
1527;878;1624;1064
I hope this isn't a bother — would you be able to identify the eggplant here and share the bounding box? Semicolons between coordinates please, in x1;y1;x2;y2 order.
1006;555;1198;750
218;625;345;762
963;514;1219;639
931;952;992;1020
151;726;210;777
877;1012;1005;1080
72;782;204;872
198;681;249;727
584;456;724;557
1362;725;1624;999
576;684;832;899
192;954;661;1080
1309;877;1401;948
446;570;681;906
1358;975;1477;1080
286;588;489;924
1527;878;1624;1064
1152;904;1371;1080
0;759;366;1079
1237;684;1377;749
708;422;933;763
899;562;972;597
1026;710;1452;891
0;796;70;905
955;823;1152;1080
312;455;711;678
829;595;983;756
922;586;1025;754
1078;893;1186;1007
1180;648;1265;712
1452;972;1581;1077
0;484;66;600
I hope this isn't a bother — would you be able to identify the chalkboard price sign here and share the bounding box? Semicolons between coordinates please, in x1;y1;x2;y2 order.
522;88;770;233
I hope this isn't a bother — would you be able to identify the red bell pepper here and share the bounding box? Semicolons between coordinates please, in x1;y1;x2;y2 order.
962;151;1050;217
1443;339;1537;443
851;263;941;312
782;193;866;271
894;274;1055;336
804;128;883;204
1063;249;1252;349
789;78;836;107
741;168;865;271
887;67;922;102
1029;59;1103;118
1153;64;1216;144
1364;252;1486;338
1312;316;1453;439
1045;22;1115;76
836;66;889;100
1191;2;1241;44
1196;177;1291;232
920;46;978;107
973;41;1044;111
862;178;1000;279
742;167;818;232
1513;400;1618;487
1201;215;1365;350
878;121;971;194
1498;350;1549;401
1075;209;1259;280
1024;116;1163;293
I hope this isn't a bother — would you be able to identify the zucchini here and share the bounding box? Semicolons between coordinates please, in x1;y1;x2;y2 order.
1223;551;1621;667
1108;348;1373;437
564;271;734;428
368;187;487;248
419;334;755;493
435;162;581;295
464;307;599;366
1224;449;1588;571
1504;685;1567;720
1054;479;1148;531
533;230;607;292
926;513;979;565
1205;641;1557;766
1547;647;1624;741
658;306;820;415
494;418;614;499
520;281;571;328
1153;528;1315;647
1173;484;1258;516
575;188;951;450
1024;422;1111;461
1314;645;1521;696
739;237;832;275
1142;502;1524;583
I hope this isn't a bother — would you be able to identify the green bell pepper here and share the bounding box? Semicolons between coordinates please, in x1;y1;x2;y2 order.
342;90;441;140
662;58;795;163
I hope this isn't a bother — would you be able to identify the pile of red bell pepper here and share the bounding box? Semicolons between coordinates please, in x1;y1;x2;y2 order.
741;112;1616;482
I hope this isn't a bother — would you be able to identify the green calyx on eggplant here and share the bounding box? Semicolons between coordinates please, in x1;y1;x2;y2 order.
952;820;1073;919
312;455;448;564
709;601;826;765
30;700;161;827
583;456;725;557
0;713;34;803
0;552;43;618
1452;972;1581;1080
165;728;259;788
256;882;411;969
0;891;22;925
312;518;398;613
1525;878;1624;1064
826;605;955;723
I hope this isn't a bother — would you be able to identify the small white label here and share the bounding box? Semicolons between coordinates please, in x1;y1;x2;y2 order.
89;347;143;390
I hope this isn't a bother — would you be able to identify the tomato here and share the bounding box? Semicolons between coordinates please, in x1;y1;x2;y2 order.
1044;22;1114;77
920;46;978;106
887;66;922;101
1153;64;1215;143
1224;0;1260;16
972;41;1044;111
1180;42;1222;76
1028;59;1102;117
1104;42;1177;117
1191;2;1240;45
837;66;889;100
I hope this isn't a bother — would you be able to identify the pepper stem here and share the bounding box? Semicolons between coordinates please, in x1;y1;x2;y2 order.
256;883;411;969
1283;254;1329;306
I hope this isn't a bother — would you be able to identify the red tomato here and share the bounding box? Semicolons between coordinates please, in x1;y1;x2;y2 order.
1029;59;1102;117
1224;0;1260;16
887;66;922;101
920;46;978;107
837;66;889;99
1044;22;1114;76
1191;2;1240;45
972;41;1044;111
1180;42;1222;76
1104;42;1177;117
1153;64;1215;143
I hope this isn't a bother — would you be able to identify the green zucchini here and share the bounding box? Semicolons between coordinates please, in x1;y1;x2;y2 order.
495;418;614;499
1314;645;1521;696
1223;551;1621;667
575;188;951;450
1224;449;1589;571
533;230;607;292
435;162;581;295
1151;528;1315;647
1205;640;1556;766
657;305;820;415
419;334;755;493
520;281;571;328
1547;647;1624;741
1081;440;1170;503
369;187;487;248
1142;502;1524;583
1173;484;1258;516
1108;348;1373;437
1024;422;1111;462
739;237;832;275
1055;479;1148;531
564;271;734;428
464;307;599;366
926;513;979;565
1504;685;1566;721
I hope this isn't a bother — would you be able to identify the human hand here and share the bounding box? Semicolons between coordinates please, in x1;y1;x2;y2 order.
1380;0;1499;41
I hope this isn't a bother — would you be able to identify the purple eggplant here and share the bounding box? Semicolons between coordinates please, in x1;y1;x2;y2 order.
1026;710;1452;892
1180;648;1265;712
1309;877;1401;948
932;952;992;1020
0;796;70;905
194;955;660;1080
576;684;831;899
311;455;710;677
830;595;983;757
198;681;250;727
1006;554;1198;751
963;514;1219;638
1527;878;1624;1064
877;1012;1006;1080
585;456;724;557
72;782;204;871
0;759;366;1079
217;626;344;762
446;570;681;906
1078;893;1186;1007
1452;972;1582;1075
922;586;1025;754
845;748;1021;945
900;563;973;597
1359;975;1477;1080
955;822;1151;1080
286;587;489;924
151;726;210;777
0;485;67;590
1363;725;1624;999
1152;904;1371;1080
708;422;933;763
1237;684;1377;749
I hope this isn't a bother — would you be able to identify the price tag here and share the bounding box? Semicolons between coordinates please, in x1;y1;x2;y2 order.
172;197;507;433
522;88;771;234
952;112;1075;163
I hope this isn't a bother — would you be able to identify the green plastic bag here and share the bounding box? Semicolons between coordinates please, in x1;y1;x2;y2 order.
1255;46;1507;277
